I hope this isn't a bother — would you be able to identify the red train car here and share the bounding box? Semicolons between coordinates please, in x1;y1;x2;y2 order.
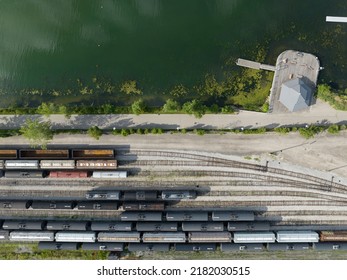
49;171;89;178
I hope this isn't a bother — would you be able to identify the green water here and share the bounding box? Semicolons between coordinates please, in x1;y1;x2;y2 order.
0;0;347;107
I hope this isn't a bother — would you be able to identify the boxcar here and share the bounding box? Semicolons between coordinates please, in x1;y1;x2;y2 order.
76;201;118;211
161;191;196;200
136;222;178;232
4;171;44;178
120;212;162;221
92;171;127;179
268;243;310;251
55;231;96;243
128;243;170;252
313;242;347;250
212;211;255;221
166;212;208;222
2;220;44;230
31;201;75;210
72;149;114;159
175;243;216;252
49;171;89;178
220;243;265;252
40;160;75;169
46;221;88;231
76;160;117;169
38;242;78;250
0;231;9;241
19;150;69;159
85;191;120;200
276;231;319;243
5;160;39;169
0;200;30;209
91;222;132;232
9;231;54;242
142;232;186;243
233;232;276;243
182;222;224;232
123;202;165;211
123;191;158;201
227;222;270;232
82;243;124;251
97;232;140;243
188;232;232;243
319;231;347;242
0;150;17;159
0;160;4;169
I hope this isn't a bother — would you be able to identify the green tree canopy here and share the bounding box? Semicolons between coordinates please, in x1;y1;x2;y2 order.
182;99;206;119
120;80;142;95
131;99;146;115
161;99;181;113
20;119;53;149
87;126;103;140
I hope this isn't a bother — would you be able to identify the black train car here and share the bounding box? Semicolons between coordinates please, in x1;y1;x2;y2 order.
166;212;208;221
82;243;124;251
227;222;270;231
4;171;44;178
313;243;347;251
76;201;118;210
136;222;178;232
212;211;254;221
120;212;162;221
38;242;78;250
128;243;170;252
0;200;30;209
90;222;132;231
31;201;75;210
182;222;224;232
123;202;164;211
123;191;158;201
175;243;216;252
0;231;9;241
46;221;88;231
221;243;265;251
268;243;310;251
2;220;44;230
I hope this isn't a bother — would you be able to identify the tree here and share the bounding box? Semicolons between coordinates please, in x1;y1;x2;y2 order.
87;126;103;140
120;80;142;95
37;102;57;117
182;99;206;119
162;99;181;112
58;105;71;119
131;99;146;115
20;119;53;149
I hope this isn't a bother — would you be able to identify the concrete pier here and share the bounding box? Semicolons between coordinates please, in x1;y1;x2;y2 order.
236;58;276;72
326;16;347;23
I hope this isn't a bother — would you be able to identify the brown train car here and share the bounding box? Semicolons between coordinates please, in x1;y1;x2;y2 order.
0;150;17;159
19;149;69;159
123;202;165;211
49;171;89;178
76;160;117;169
320;231;347;242
72;149;114;159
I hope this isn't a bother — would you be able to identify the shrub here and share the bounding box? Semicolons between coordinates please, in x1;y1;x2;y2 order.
274;127;290;134
136;128;144;134
121;129;129;136
327;124;339;134
87;126;103;140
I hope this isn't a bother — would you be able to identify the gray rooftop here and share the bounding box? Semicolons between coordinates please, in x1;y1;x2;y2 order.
279;78;313;112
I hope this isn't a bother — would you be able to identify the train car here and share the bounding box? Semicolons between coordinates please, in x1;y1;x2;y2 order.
76;160;117;169
0;231;9;241
0;200;30;209
4;171;44;178
38;242;78;250
85;191;120;200
212;211;254;221
0;160;4;169
0;150;17;159
31;201;75;210
92;171;128;179
120;212;162;221
123;191;158;201
142;232;186;243
268;243;310;251
313;242;347;251
91;222;132;232
55;231;96;243
128;243;170;252
166;212;208;221
97;232;140;243
9;231;54;242
161;190;196;200
276;231;319;243
19;150;69;159
72;149;114;159
220;243;265;252
46;221;88;231
0;170;3;177
2;220;44;230
76;201;118;211
5;160;39;169
188;232;232;243
175;243;216;252
182;222;224;232
233;232;276;243
227;222;270;232
40;160;75;169
123;202;165;211
136;222;178;232
82;243;124;251
319;231;347;242
49;171;89;178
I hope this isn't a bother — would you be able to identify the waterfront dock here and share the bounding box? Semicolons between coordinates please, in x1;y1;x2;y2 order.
236;58;276;72
326;16;347;23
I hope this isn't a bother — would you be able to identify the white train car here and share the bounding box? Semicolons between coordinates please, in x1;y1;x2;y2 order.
233;232;276;243
5;160;39;169
40;160;75;169
55;231;96;243
276;231;319;243
9;231;54;242
92;171;128;179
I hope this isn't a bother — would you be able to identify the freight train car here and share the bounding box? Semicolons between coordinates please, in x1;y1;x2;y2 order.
175;243;216;252
5;160;39;169
90;222;132;232
2;220;44;230
55;231;96;243
233;232;276;243
19;150;69;159
9;231;54;242
313;242;347;250
46;221;88;231
268;243;310;251
92;171;127;179
0;150;17;159
82;243;124;251
161;191;196;200
85;191;120;200
182;222;224;232
212;211;255;221
72;149;114;159
319;231;347;242
0;201;31;209
49;171;89;178
98;232;140;243
76;201;118;210
40;160;75;169
220;243;265;251
31;201;75;210
123;202;165;211
76;160;117;169
276;231;319;243
0;231;9;240
188;232;232;243
38;242;78;250
123;191;158;201
128;243;170;252
166;212;208;221
4;171;44;178
120;212;162;221
142;232;186;243
136;222;178;232
227;222;270;232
